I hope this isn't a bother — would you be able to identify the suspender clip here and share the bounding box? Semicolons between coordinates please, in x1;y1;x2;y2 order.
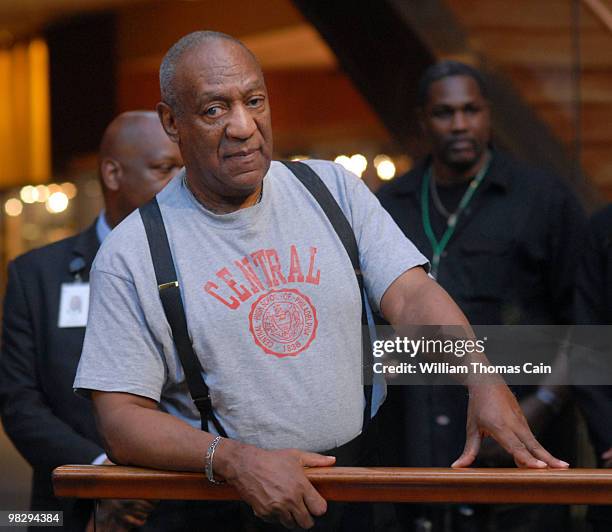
158;281;179;291
193;395;213;413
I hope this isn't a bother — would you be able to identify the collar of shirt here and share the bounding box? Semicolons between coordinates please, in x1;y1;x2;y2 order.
95;211;112;244
388;149;511;197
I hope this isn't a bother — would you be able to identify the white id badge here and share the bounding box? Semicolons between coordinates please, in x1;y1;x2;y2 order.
58;283;90;328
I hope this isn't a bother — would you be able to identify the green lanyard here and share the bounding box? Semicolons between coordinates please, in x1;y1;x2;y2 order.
421;155;491;279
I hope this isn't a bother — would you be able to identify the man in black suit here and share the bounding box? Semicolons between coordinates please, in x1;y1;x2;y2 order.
0;110;182;531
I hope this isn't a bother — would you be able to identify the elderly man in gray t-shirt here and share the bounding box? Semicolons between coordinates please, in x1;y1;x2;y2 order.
74;31;568;531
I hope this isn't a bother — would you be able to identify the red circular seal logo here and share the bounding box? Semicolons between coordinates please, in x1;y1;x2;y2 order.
248;288;318;358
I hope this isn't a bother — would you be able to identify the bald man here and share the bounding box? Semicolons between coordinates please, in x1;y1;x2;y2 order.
75;32;566;532
0;111;182;531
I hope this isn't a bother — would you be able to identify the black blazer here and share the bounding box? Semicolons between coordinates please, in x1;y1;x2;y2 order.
0;222;103;530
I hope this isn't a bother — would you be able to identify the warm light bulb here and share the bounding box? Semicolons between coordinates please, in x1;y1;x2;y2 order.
377;160;396;181
20;185;38;204
46;192;69;213
334;155;351;169
374;154;391;168
35;185;50;203
61;182;78;199
5;198;23;216
350;154;367;175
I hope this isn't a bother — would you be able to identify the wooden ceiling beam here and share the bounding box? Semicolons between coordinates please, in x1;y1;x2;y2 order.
291;0;434;152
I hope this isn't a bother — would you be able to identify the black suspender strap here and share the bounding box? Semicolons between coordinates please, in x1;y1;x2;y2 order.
280;160;374;430
140;161;374;437
139;199;228;437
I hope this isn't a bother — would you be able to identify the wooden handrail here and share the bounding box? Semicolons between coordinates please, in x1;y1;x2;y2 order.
583;0;612;33
53;466;612;504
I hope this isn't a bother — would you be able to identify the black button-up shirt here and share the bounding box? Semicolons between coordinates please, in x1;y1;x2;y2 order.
376;150;586;467
378;150;585;326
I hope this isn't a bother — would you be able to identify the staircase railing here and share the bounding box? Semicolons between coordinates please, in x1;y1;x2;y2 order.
583;0;612;32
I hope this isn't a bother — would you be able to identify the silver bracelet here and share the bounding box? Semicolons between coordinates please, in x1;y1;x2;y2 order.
205;435;225;484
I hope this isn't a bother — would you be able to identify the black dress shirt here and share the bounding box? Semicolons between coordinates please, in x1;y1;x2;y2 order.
376;150;586;468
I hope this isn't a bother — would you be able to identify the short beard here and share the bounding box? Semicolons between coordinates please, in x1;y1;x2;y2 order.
440;143;484;174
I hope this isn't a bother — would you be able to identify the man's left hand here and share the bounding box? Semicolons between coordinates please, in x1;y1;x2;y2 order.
452;383;570;469
380;269;569;470
85;499;157;532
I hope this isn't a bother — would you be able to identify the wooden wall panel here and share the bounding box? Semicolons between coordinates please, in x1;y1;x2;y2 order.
505;66;612;105
534;102;612;145
116;0;304;62
582;146;612;186
446;0;612;193
446;0;597;30
467;30;612;67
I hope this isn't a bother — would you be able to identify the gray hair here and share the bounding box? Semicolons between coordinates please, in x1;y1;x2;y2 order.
159;31;257;114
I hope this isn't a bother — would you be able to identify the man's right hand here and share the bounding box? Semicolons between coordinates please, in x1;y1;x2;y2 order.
91;393;334;529
215;441;335;529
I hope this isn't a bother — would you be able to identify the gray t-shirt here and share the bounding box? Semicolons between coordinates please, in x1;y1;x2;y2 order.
75;160;427;452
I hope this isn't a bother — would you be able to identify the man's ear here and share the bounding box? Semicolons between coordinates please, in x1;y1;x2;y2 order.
157;102;180;143
100;158;121;192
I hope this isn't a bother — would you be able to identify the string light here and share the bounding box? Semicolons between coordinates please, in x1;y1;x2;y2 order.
35;185;50;203
377;160;396;180
45;191;69;213
350;154;367;176
4;198;23;216
334;154;368;178
61;182;78;199
374;154;396;181
20;185;38;204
